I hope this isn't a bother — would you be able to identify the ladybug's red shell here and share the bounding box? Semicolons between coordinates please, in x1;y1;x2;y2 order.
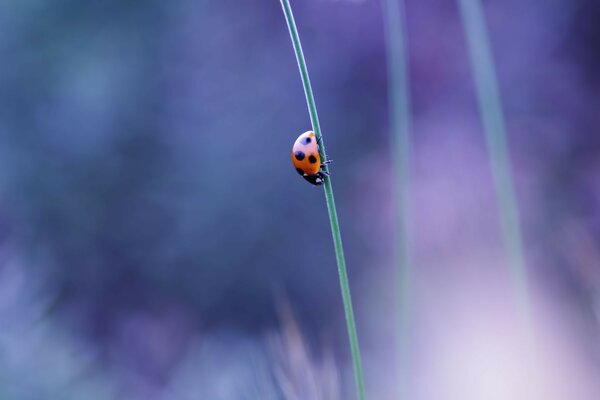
292;131;321;175
291;131;328;186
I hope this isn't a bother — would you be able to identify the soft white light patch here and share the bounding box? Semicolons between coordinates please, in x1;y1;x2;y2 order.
416;309;598;400
440;329;540;399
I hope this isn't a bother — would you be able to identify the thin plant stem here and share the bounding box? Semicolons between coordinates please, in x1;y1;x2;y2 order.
382;0;412;396
279;1;366;399
457;0;532;329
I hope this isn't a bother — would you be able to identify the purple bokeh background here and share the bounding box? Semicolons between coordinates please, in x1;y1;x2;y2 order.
0;0;599;398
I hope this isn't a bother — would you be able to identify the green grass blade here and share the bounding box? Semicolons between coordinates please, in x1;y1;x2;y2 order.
382;0;412;395
279;1;367;399
458;0;532;328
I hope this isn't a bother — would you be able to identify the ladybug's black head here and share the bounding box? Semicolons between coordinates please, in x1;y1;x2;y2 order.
302;172;326;186
295;167;326;186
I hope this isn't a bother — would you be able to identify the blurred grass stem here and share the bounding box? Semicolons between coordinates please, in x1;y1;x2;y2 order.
382;0;412;395
458;0;532;329
279;1;367;399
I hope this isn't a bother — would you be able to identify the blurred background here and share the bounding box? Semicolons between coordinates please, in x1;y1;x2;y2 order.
1;0;600;398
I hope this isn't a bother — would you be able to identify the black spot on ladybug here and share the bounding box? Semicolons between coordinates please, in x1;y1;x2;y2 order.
301;136;312;145
296;168;304;175
294;151;305;161
308;155;317;164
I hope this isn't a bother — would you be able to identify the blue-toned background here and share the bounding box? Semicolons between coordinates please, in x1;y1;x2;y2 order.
1;0;599;399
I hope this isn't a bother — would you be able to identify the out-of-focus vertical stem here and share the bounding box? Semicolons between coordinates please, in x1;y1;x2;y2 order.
382;0;412;396
279;1;366;399
458;0;532;329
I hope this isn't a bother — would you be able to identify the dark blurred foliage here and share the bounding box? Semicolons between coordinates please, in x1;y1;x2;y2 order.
1;0;600;398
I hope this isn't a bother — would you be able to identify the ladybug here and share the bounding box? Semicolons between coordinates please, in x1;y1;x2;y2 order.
292;130;331;186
